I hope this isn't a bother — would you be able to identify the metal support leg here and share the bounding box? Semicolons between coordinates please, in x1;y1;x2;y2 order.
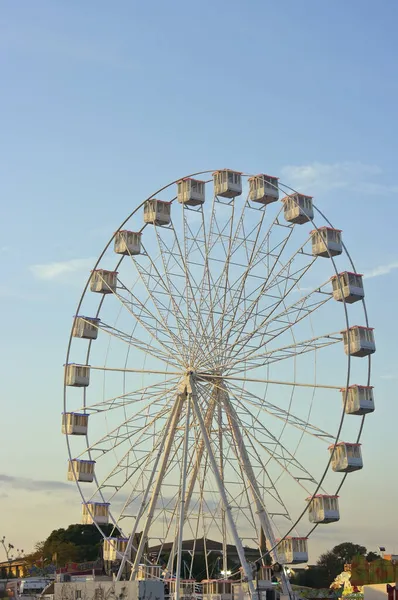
222;388;293;598
129;389;186;580
188;375;258;600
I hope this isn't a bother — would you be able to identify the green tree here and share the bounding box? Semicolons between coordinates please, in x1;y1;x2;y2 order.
331;542;367;566
366;551;380;563
317;550;344;583
42;524;119;567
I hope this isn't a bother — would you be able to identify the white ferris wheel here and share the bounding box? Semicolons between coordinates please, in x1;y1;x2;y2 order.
63;169;375;599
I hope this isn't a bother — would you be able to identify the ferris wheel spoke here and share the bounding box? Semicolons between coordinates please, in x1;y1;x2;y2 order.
196;198;237;365
205;197;237;360
211;413;261;538
97;320;182;369
212;209;293;353
182;206;213;364
226;381;334;442
84;403;176;500
222;382;317;488
145;222;210;364
206;373;341;390
167;212;213;364
181;206;220;367
225;422;292;521
191;201;219;367
78;377;180;414
225;331;342;375
225;280;332;366
113;278;184;356
129;248;192;361
219;237;315;361
78;394;175;462
223;419;290;524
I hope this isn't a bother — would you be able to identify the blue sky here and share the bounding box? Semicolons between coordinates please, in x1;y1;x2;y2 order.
1;0;398;562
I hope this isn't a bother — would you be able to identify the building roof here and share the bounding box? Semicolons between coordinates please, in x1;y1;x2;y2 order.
148;537;259;556
0;558;27;568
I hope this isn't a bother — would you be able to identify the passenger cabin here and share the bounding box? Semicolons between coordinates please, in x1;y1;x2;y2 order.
165;579;197;600
331;272;364;304
137;565;163;580
329;442;363;473
114;230;142;256
277;537;308;564
202;580;232;600
177;178;205;206
311;227;343;257
341;326;376;357
65;363;90;387
282;193;314;224
248;174;279;205
90;270;118;294
103;537;129;562
341;385;375;415
67;459;95;483
307;495;340;524
62;412;88;435
82;502;110;525
72;316;100;340
144;199;171;226
213;170;242;198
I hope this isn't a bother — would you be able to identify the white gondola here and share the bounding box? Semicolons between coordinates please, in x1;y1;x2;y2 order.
177;178;206;206
90;269;118;294
341;385;375;415
331;272;364;303
143;199;171;226
62;412;89;435
329;442;363;473
72;316;100;340
277;537;308;564
165;579;197;600
202;580;232;600
282;193;314;224
213;169;242;198
103;537;129;562
82;502;110;525
311;227;342;257
341;326;376;357
114;230;142;256
307;495;340;524
248;174;279;205
137;564;162;580
67;459;95;482
65;363;90;387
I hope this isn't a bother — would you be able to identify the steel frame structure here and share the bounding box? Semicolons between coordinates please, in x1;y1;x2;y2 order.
64;170;372;600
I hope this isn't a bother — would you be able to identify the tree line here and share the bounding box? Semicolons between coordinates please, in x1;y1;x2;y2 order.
2;528;382;589
291;542;381;589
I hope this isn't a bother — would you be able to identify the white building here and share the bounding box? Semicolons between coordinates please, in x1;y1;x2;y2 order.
54;580;164;600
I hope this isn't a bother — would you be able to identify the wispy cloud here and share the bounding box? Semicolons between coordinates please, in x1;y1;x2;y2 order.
280;161;397;195
30;257;95;282
379;374;398;381
0;474;74;494
363;261;398;279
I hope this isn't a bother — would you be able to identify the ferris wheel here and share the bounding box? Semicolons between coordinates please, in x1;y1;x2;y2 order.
63;169;375;598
